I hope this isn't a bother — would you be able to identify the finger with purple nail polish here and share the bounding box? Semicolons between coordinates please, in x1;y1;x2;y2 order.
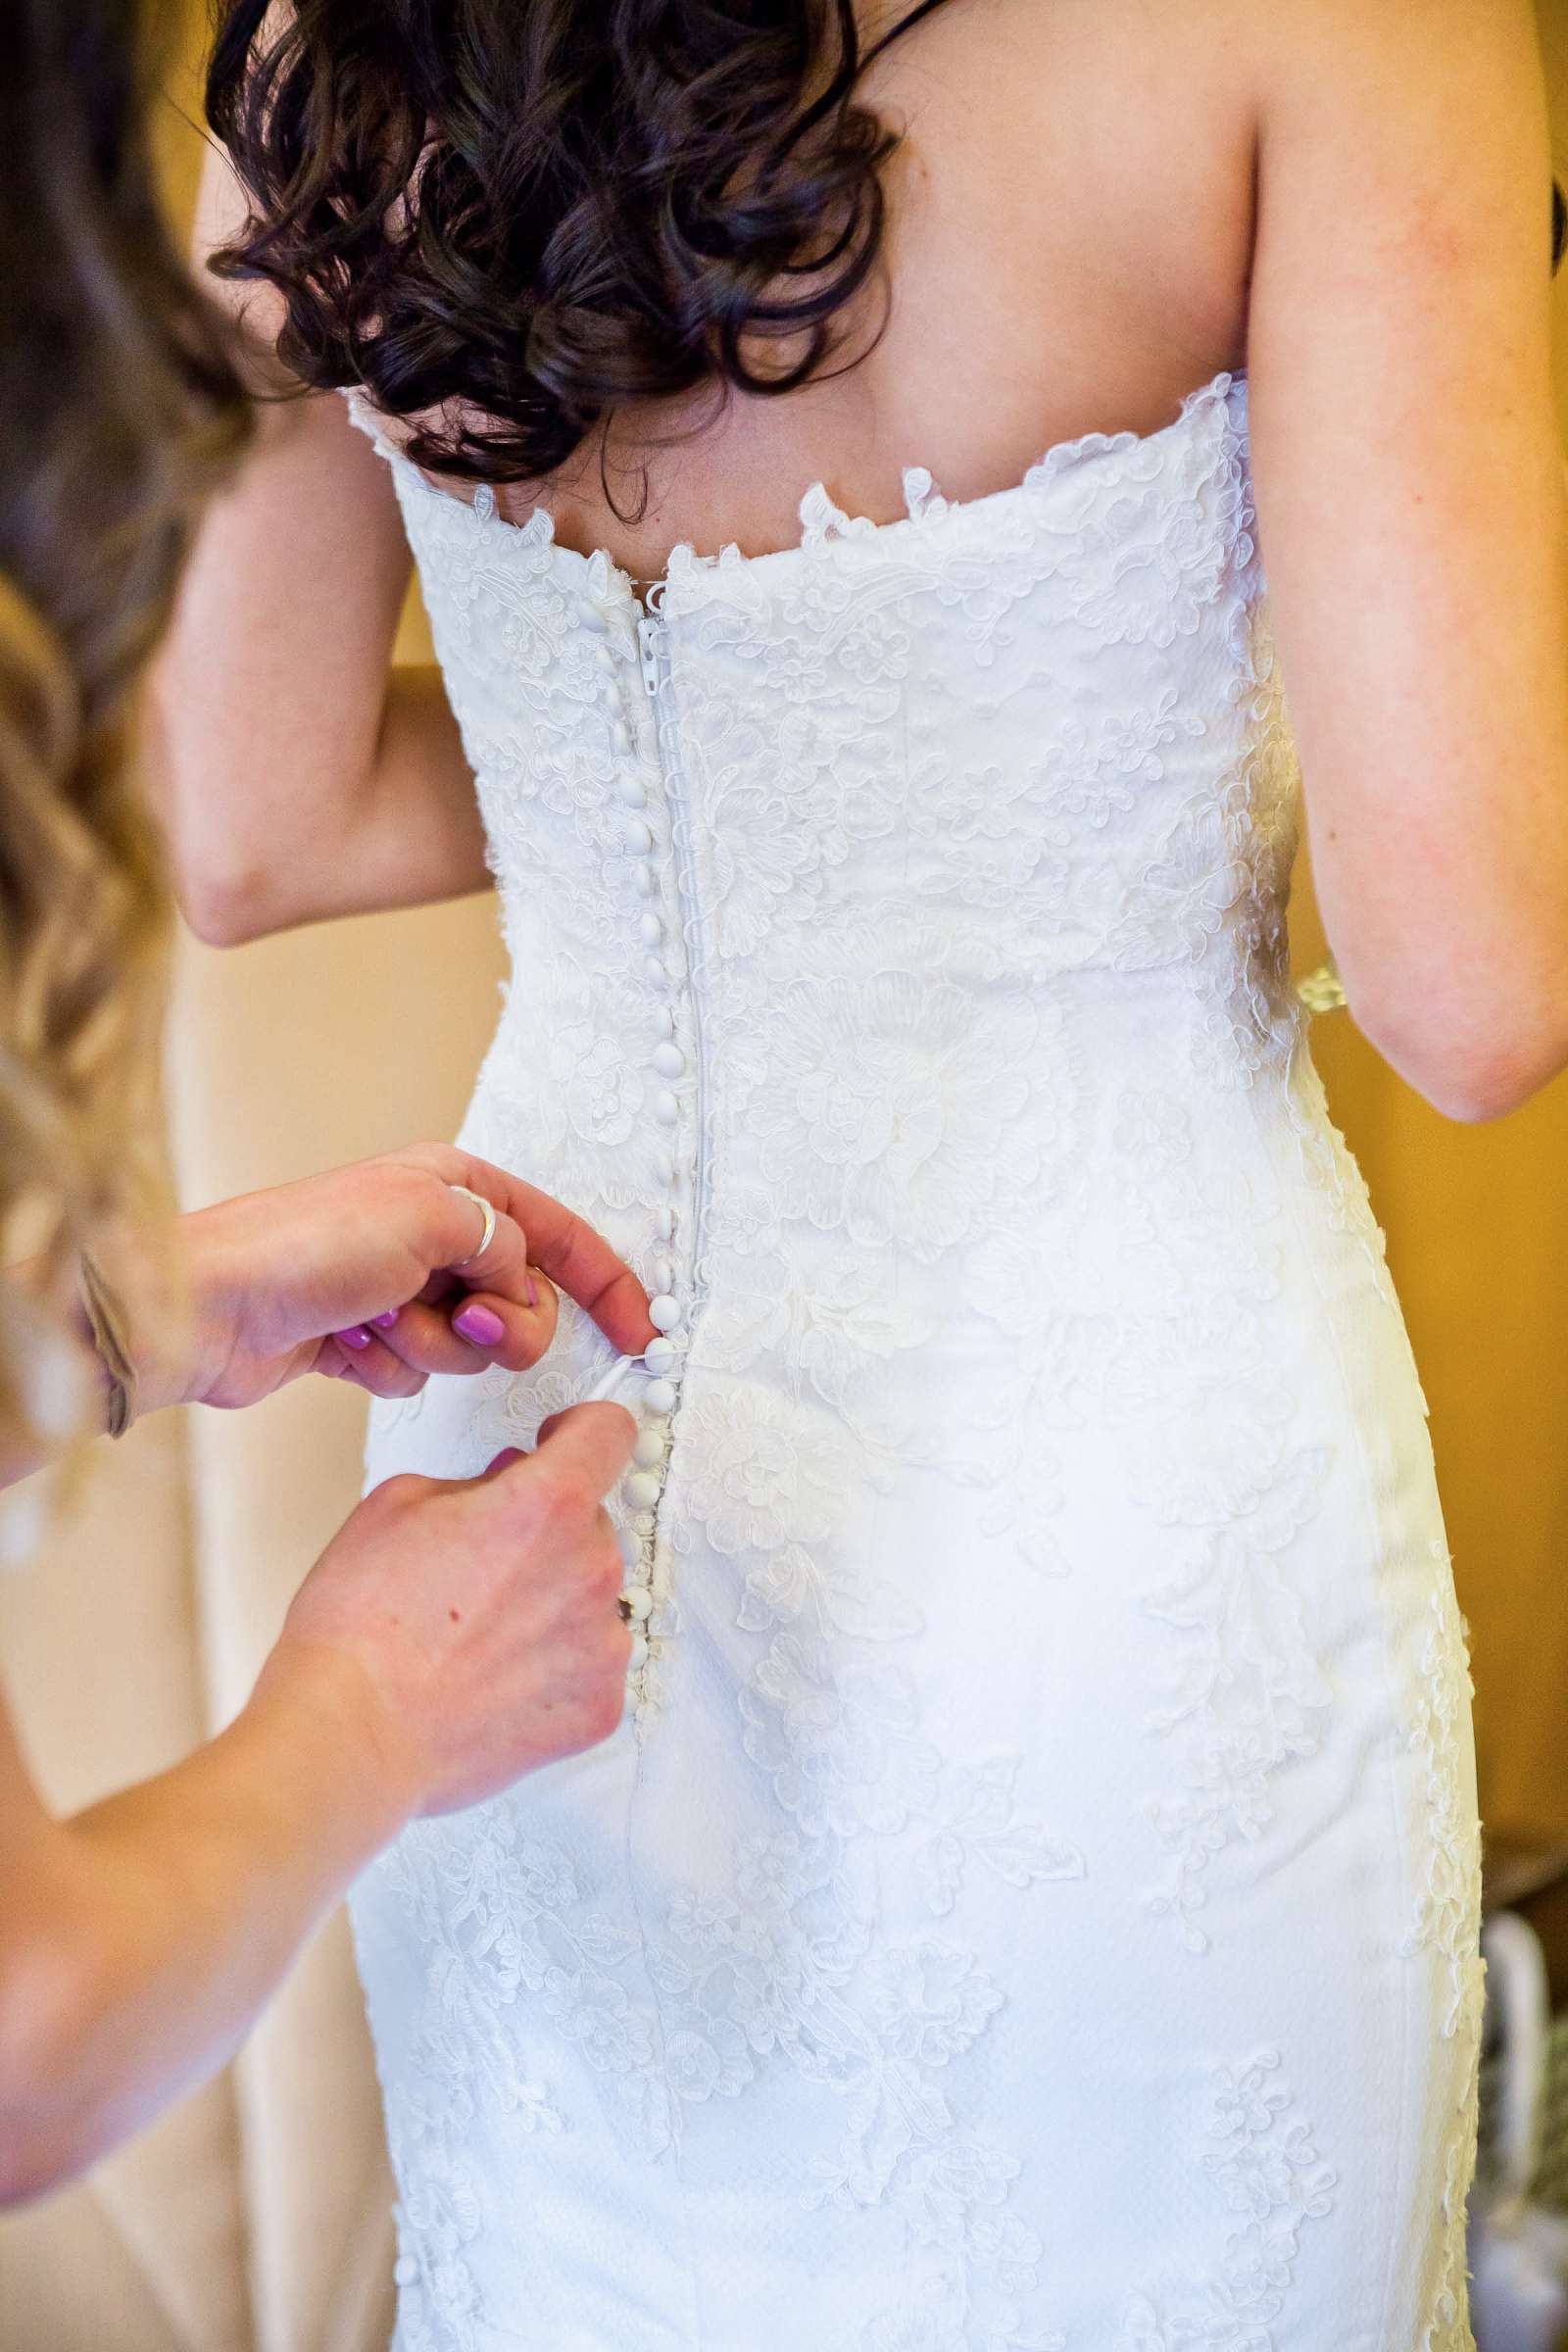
453;1301;506;1349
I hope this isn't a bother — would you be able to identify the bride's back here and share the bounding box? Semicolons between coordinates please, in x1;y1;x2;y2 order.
511;0;1258;580
176;0;1568;1120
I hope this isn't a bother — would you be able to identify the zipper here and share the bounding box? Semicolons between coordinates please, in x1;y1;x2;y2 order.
604;583;710;1732
636;587;712;1331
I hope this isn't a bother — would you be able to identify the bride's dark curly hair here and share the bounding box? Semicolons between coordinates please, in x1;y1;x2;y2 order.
207;0;1568;504
205;0;952;499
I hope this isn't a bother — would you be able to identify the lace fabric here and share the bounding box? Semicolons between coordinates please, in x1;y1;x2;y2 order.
344;370;1485;2349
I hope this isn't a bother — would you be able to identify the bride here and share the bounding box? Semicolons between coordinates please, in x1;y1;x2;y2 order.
153;0;1568;2342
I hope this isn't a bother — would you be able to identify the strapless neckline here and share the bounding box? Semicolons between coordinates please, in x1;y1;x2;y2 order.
345;365;1248;617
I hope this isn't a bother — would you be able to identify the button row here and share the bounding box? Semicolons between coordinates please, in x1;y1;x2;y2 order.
590;590;698;1723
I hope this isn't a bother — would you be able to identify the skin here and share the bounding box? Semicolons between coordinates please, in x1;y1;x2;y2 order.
148;0;1568;1118
0;1149;659;2203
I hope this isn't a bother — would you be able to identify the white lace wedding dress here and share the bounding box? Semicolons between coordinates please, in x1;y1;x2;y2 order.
344;369;1486;2351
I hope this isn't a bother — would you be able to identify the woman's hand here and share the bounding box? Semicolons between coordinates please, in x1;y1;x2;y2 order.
0;1400;639;2202
167;1142;658;1412
261;1402;639;1815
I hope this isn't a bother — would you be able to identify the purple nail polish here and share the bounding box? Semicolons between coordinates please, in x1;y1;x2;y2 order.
454;1301;506;1348
337;1326;372;1350
371;1310;400;1329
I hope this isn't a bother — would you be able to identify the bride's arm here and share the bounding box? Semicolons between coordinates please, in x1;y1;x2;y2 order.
1246;0;1568;1121
143;137;492;944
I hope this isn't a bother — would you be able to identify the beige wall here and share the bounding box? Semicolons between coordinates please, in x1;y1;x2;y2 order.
3;10;1568;2350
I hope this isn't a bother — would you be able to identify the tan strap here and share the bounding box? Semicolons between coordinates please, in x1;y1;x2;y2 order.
77;1246;138;1438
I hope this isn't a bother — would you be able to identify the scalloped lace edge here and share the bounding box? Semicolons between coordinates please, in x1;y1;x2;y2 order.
341;367;1249;606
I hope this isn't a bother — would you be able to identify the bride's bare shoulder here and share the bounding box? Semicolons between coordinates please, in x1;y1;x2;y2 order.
1233;0;1543;75
934;0;1545;117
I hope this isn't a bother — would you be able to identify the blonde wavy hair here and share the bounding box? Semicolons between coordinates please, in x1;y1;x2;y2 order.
0;0;250;1457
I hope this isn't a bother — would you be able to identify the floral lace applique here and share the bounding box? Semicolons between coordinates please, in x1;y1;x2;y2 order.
1115;2047;1340;2351
1135;1430;1334;1954
651;1006;1088;2344
363;1815;674;2351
